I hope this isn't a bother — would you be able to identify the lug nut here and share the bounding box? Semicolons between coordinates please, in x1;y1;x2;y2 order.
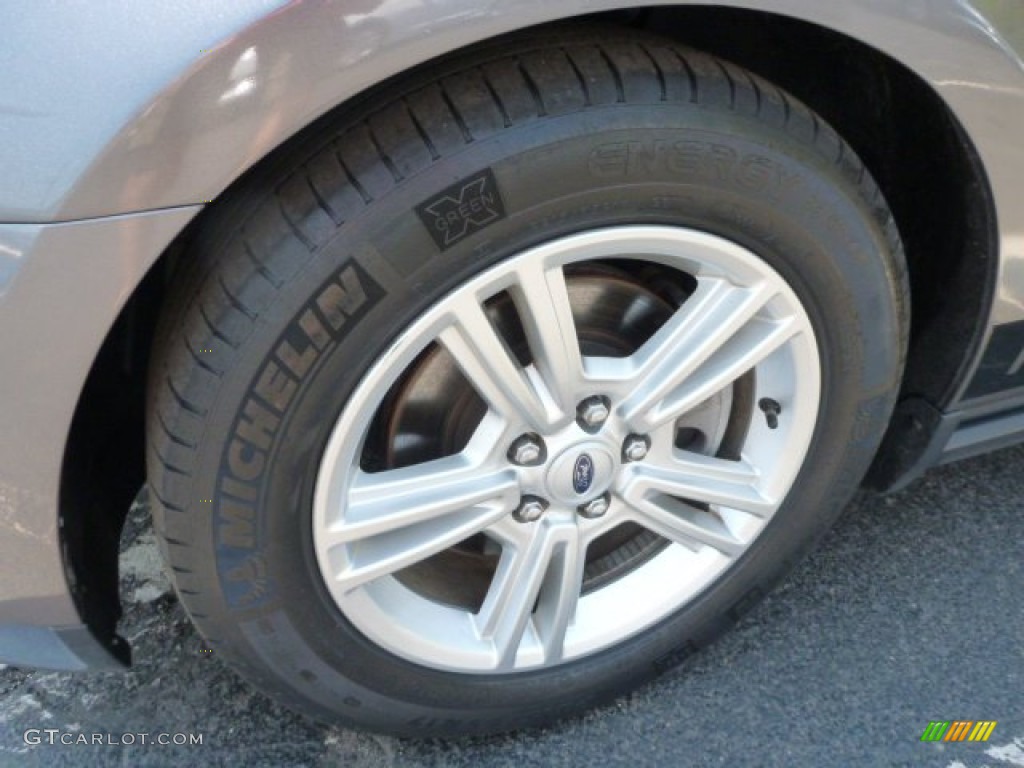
577;396;610;431
577;493;610;519
622;434;650;462
513;496;548;523
508;434;545;466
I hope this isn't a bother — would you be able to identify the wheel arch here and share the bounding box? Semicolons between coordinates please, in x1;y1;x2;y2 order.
39;1;1014;227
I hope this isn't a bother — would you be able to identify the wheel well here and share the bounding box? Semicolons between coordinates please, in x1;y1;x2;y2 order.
59;235;184;659
60;6;997;653
631;6;997;487
636;6;996;407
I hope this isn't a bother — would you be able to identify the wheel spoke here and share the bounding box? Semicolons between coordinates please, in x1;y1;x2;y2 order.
438;298;562;432
326;457;519;590
532;528;586;665
621;452;776;517
618;450;778;552
618;452;777;556
340;455;520;538
619;277;797;432
619;491;744;556
475;516;581;669
508;262;583;412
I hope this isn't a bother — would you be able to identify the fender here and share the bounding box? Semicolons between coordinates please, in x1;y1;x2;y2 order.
0;2;1020;229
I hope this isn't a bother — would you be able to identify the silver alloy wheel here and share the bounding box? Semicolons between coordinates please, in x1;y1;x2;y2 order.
313;225;820;673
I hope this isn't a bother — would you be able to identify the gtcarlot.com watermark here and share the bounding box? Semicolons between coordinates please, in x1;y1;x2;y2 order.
24;729;203;746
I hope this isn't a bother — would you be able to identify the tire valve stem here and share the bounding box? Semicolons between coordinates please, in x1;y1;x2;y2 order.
758;398;782;430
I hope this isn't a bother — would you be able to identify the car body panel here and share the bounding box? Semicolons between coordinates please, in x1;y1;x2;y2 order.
0;208;200;644
0;0;284;224
0;0;1022;668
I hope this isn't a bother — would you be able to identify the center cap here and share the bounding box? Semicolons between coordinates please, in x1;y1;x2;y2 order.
546;442;616;505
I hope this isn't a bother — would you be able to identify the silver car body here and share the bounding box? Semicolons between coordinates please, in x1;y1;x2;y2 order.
1;0;1022;668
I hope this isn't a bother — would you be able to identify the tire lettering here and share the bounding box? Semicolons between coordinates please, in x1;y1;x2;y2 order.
228;439;265;481
588;140;800;201
276;337;318;380
316;266;368;331
214;261;384;607
236;399;279;451
219;498;257;549
253;360;297;413
665;140;704;175
299;308;331;351
221;475;258;502
415;169;507;250
587;142;629;177
706;144;738;181
737;155;773;190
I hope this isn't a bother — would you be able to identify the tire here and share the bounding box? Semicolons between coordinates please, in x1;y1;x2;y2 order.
147;25;907;737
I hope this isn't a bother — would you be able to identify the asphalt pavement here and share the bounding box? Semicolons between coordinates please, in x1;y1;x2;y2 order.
1;446;1022;767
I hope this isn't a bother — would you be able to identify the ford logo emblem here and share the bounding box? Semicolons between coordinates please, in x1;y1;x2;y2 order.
573;453;595;495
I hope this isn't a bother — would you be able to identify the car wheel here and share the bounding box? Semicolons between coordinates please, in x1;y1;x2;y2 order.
147;26;907;736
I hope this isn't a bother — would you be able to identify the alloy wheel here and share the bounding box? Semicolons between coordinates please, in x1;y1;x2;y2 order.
313;225;820;673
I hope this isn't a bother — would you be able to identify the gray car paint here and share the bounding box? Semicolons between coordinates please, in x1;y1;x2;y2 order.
0;208;200;632
0;0;1021;665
